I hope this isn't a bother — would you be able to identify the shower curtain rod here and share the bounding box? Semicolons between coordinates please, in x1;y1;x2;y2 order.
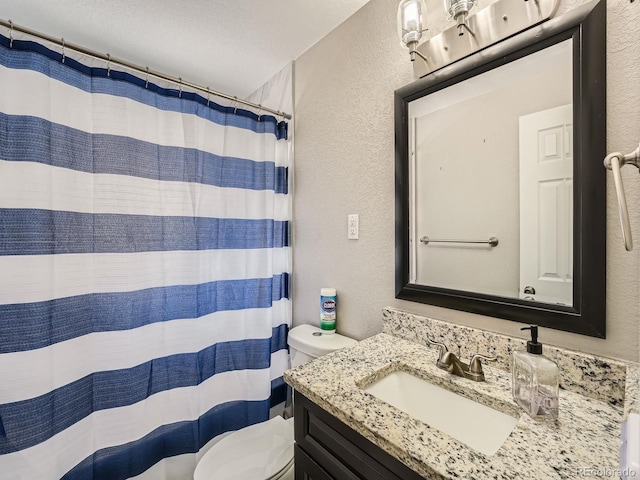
0;19;292;120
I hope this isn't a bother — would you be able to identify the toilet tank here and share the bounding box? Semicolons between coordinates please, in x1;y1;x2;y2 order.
287;324;357;368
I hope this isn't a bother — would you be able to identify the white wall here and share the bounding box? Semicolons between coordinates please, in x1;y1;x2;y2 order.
293;0;640;361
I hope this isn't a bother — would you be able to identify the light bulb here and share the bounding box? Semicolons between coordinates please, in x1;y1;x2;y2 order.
397;0;427;47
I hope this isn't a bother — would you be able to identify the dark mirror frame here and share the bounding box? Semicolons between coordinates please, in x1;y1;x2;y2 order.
395;0;606;337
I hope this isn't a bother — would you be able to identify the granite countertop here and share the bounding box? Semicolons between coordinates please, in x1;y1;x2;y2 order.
284;332;633;480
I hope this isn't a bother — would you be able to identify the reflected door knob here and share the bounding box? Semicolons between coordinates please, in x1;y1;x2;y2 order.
523;286;536;295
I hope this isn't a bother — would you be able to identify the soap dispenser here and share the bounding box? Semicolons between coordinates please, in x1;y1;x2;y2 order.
512;325;559;420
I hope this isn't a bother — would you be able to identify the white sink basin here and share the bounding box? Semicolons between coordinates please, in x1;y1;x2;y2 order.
363;370;518;456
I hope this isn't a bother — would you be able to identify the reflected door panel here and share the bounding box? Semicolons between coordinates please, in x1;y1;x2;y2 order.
519;105;573;305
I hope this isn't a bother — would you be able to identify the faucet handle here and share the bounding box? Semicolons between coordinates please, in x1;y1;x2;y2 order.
427;338;448;360
469;354;497;375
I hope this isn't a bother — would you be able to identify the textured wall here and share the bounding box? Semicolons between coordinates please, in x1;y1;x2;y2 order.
293;0;640;361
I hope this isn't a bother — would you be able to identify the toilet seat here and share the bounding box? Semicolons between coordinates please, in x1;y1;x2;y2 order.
194;416;294;480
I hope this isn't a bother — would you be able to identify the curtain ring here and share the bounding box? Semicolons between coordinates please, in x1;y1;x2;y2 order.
61;38;65;63
106;54;111;77
206;87;210;107
178;78;182;98
233;96;238;114
9;20;13;48
145;66;149;88
257;106;262;121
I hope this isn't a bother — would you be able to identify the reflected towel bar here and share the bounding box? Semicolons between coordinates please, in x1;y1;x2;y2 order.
419;236;499;247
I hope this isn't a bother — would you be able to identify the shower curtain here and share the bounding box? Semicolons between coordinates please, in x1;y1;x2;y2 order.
0;32;291;479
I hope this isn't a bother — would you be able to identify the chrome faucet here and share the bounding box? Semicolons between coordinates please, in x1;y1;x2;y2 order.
427;339;496;382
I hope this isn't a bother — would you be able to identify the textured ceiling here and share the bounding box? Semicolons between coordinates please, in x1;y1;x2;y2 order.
1;0;371;98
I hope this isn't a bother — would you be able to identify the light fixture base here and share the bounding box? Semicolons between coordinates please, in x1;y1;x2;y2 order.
413;0;559;78
406;40;430;63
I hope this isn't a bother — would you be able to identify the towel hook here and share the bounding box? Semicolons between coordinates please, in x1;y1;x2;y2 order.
604;142;640;251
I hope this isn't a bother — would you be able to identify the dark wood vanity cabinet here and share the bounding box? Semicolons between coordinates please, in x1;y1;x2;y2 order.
294;392;426;480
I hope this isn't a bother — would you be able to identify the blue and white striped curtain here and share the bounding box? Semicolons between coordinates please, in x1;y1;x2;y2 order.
0;32;291;480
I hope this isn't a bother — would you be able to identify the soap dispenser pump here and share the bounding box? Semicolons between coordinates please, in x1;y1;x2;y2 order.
511;325;559;420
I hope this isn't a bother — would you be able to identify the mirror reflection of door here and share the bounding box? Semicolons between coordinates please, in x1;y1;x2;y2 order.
519;105;573;305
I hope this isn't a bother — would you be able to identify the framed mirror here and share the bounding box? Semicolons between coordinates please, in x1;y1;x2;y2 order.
395;0;606;337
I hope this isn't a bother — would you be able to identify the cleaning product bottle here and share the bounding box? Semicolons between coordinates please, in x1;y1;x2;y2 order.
320;288;336;334
511;325;559;420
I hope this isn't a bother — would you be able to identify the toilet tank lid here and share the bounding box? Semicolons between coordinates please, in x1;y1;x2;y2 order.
194;416;293;480
287;324;357;357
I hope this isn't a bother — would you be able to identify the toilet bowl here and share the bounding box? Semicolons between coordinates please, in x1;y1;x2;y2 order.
193;324;357;480
193;416;295;480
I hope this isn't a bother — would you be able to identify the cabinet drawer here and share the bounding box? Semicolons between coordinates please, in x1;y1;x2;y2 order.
294;392;425;480
294;444;334;480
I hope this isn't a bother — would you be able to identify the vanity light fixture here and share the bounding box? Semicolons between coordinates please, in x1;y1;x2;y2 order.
397;0;429;63
444;0;476;36
399;0;560;78
398;0;476;64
